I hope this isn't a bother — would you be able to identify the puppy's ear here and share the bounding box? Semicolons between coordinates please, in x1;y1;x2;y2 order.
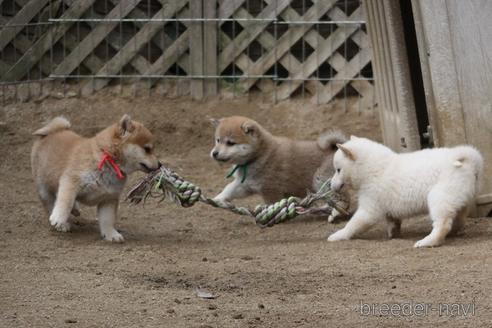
209;118;221;128
242;121;257;136
350;135;358;140
119;114;134;136
336;144;356;161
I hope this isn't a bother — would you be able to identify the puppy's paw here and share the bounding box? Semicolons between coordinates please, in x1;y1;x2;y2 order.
102;229;125;243
327;229;350;242
49;215;71;232
71;202;81;217
327;209;339;223
414;236;441;248
212;196;227;204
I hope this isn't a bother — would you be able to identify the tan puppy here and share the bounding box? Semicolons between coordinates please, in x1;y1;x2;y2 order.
210;116;346;204
31;115;160;242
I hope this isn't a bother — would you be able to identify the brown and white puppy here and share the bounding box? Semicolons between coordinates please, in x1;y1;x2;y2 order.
210;116;346;204
31;115;160;242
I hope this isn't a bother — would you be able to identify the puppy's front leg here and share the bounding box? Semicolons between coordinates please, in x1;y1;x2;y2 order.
49;176;78;232
214;179;252;203
97;200;124;242
327;208;376;241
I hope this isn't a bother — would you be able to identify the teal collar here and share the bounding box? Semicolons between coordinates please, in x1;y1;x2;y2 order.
226;163;249;183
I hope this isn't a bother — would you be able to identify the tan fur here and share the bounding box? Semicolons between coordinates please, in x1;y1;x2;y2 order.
31;114;160;242
210;116;346;204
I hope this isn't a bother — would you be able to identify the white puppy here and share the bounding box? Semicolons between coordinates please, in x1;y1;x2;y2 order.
328;136;483;247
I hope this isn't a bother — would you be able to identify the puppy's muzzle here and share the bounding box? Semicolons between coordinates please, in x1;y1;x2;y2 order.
212;151;229;162
140;161;161;173
330;181;344;192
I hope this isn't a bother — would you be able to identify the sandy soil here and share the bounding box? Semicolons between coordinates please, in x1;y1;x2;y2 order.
0;89;491;327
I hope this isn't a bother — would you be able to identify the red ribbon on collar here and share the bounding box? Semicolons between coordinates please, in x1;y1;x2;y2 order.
98;150;125;180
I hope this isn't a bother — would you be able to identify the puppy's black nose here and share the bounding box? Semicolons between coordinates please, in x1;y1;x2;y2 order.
157;161;163;168
212;151;219;159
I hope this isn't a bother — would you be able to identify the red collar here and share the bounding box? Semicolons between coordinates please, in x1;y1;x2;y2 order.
98;150;125;180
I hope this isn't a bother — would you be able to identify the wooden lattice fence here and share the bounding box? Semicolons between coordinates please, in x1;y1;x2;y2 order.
0;0;374;107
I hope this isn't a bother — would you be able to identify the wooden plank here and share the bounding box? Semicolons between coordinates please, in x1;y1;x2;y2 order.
239;0;338;91
54;11;145;77
107;1;191;73
312;47;371;104
411;0;466;146
1;0;97;82
274;7;361;99
0;0;51;51
53;0;141;76
80;0;188;95
135;30;190;89
446;0;492;214
62;30;105;73
0;16;52;76
134;0;240;90
190;0;204;99
218;0;292;72
203;0;217;96
218;29;277;93
0;60;9;77
68;12;152;76
218;0;247;23
231;7;305;92
132;0;260;92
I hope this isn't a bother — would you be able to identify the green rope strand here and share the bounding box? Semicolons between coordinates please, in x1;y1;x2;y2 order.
127;166;348;227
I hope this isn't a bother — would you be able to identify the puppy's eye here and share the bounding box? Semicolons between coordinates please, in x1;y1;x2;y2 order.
226;140;236;146
216;138;220;143
143;146;152;154
336;168;341;173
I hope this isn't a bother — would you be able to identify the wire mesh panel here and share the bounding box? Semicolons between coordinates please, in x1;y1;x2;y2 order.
0;0;56;103
0;0;374;109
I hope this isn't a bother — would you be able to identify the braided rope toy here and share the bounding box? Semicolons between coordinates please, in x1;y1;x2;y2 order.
127;166;348;227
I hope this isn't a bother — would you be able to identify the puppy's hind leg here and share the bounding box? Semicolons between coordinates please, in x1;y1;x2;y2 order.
49;176;78;232
414;189;456;248
97;200;124;242
328;208;376;241
386;216;401;239
449;206;468;237
327;208;340;223
37;183;55;214
71;201;81;217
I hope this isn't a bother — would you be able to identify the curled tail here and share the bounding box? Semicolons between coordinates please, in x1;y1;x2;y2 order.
32;117;71;137
317;130;347;151
453;146;484;190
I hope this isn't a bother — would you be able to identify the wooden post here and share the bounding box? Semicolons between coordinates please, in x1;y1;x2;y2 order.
190;0;204;100
203;0;217;97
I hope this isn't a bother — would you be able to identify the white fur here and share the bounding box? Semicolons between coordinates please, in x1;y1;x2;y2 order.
328;137;483;248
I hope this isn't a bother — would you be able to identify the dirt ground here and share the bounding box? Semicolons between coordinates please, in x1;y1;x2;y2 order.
1;89;491;328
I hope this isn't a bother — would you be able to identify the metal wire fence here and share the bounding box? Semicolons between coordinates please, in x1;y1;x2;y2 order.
0;0;374;109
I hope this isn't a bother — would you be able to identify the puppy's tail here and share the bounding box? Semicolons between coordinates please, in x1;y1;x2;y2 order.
317;130;348;151
453;146;484;190
32;117;71;137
